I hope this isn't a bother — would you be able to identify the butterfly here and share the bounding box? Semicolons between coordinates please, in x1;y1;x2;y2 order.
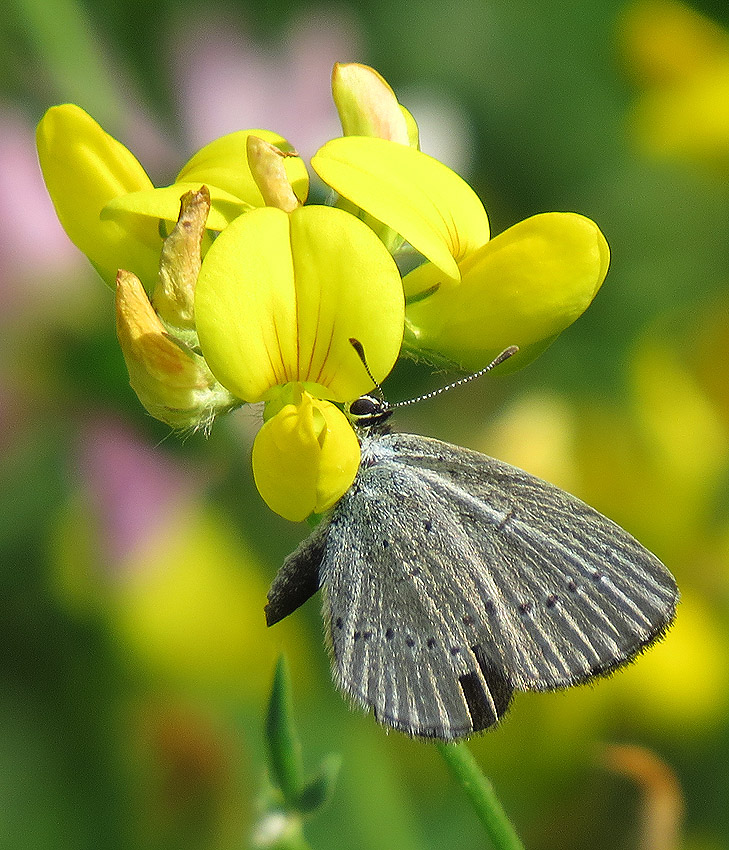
265;349;678;740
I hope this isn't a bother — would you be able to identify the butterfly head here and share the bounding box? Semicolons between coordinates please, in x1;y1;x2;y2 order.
347;394;394;431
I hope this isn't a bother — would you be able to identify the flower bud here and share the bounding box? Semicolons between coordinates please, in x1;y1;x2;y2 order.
246;136;302;212
332;62;415;145
153;187;211;330
116;270;237;431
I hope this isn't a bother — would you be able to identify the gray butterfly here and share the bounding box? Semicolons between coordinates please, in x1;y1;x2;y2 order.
265;360;678;741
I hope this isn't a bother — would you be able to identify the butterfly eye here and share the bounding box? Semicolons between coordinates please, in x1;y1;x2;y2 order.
349;395;382;418
348;395;394;430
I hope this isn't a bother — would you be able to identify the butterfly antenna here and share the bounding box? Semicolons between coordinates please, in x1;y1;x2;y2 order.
391;345;519;410
349;338;386;400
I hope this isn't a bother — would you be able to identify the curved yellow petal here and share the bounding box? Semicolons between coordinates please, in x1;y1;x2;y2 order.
311;136;489;281
101;182;249;233
405;212;610;371
314;400;361;513
195;205;404;403
332;62;411;144
252;390;360;522
177;129;309;206
36;104;160;287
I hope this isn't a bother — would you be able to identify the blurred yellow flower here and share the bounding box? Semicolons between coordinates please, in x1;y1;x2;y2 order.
53;495;314;700
622;0;729;174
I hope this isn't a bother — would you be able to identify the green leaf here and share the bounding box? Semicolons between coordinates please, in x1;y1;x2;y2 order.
297;754;342;814
265;656;304;806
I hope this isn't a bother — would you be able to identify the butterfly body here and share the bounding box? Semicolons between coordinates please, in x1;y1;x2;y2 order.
266;428;678;741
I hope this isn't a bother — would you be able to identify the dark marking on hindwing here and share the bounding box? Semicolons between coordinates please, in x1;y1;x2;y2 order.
459;672;497;731
473;645;514;719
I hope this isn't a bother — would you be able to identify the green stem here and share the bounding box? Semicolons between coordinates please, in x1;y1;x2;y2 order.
436;741;525;850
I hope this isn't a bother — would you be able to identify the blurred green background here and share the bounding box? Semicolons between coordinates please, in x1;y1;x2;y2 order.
2;0;729;847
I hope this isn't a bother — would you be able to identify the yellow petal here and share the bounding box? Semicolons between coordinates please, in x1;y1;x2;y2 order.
195;205;404;403
252;390;360;522
177;129;309;207
314;400;361;513
101;182;249;233
311;136;489;281
36;104;160;287
332;62;412;144
405;212;610;371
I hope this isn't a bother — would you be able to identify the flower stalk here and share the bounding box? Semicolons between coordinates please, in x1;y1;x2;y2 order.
436;741;525;850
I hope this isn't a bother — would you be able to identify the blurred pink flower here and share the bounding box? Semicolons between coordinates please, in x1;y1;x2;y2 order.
168;8;475;175
77;415;200;572
0;103;84;315
169;7;363;162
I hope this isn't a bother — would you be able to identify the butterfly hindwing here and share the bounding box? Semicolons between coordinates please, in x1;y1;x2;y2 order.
321;461;514;739
265;522;327;627
318;432;677;739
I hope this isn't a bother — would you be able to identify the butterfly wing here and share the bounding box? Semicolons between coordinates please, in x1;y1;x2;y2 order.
321;464;514;740
320;432;677;740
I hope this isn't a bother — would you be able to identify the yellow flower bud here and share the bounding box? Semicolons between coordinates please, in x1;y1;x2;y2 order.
116;270;237;431
332;62;413;145
246;136;302;212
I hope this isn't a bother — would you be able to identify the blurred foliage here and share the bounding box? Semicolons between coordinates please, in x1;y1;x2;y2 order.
2;0;729;848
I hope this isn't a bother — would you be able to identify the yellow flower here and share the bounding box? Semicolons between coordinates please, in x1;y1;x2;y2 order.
312;136;608;371
194;204;404;521
36;104;309;288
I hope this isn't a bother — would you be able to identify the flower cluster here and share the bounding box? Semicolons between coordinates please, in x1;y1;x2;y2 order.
37;63;609;521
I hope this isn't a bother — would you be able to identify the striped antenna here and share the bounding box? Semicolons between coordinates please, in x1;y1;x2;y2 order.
349;338;386;400
349;339;518;409
391;346;519;409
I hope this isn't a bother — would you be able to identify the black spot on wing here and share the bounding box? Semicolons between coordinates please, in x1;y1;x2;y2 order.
458;672;497;732
473;645;513;718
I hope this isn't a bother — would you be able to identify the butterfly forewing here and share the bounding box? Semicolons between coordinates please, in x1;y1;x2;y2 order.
318;432;677;739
